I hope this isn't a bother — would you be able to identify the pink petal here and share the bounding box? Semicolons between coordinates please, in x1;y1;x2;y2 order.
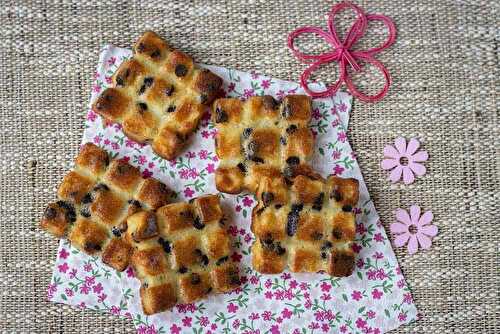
406;138;420;155
381;158;399;170
383;145;400;159
394;233;410;247
390;222;409;234
411;151;428;162
402;166;415;184
420;224;438;237
418;210;434;226
416;233;432;249
389;165;403;183
407;235;419;254
394;137;407;154
395;208;411;225
409;162;426;176
409;205;421;223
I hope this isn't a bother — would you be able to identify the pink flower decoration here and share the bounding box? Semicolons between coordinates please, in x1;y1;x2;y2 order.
381;137;428;184
391;205;438;254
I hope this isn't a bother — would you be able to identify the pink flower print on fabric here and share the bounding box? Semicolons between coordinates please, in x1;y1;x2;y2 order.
381;137;428;184
391;205;438;254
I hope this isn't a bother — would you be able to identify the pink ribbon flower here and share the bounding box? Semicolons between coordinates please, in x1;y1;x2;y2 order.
381;137;428;184
391;205;438;254
287;1;396;102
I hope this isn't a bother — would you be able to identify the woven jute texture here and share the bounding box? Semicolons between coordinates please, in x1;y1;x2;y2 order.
1;0;498;333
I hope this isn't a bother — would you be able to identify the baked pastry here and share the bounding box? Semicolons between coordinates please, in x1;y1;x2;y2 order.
125;194;240;314
92;31;223;160
40;143;172;271
212;94;315;194
251;172;359;276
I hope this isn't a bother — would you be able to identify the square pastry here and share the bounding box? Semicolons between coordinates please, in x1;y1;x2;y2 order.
92;31;223;160
212;95;316;194
40;143;172;271
125;195;240;315
250;173;359;276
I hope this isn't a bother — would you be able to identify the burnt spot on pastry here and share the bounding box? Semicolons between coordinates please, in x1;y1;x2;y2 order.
312;193;324;211
84;241;102;252
214;107;228;123
166;105;176;113
261;192;274;207
342;205;352;212
158;237;171;253
145;215;159;238
175;64;188;77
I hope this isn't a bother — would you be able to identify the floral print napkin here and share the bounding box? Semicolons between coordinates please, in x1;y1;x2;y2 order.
47;45;418;334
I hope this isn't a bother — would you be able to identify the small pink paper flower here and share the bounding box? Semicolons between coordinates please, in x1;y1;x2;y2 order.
391;205;438;254
381;137;428;184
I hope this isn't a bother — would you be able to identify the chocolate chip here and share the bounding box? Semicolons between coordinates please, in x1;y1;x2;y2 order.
84;242;101;252
158;237;171;253
321;252;328;259
56;201;76;223
312;193;325;211
127;199;142;208
193;216;205;230
246;141;258;159
116;76;124;86
283;166;294;178
143;77;154;87
206;287;213;293
104;155;110;166
286;156;300;166
215;107;228;123
137;102;148;111
81;193;93;204
311;232;323;240
165;85;174;96
255;207;265;215
111;226;122;237
191;273;201;285
342;205;352;212
178;266;188;274
332;228;343;240
44;207;56;220
274;204;283;210
80;206;91;218
275;244;286;255
242;128;253;139
286;125;298;134
166;105;176;113
137;43;145;52
281;103;291;118
237;162;247;174
199;94;208;104
291;203;304;213
138;84;146;95
260;237;274;251
280;136;287;145
229;271;241;285
175;64;188;77
93;183;109;192
201;255;209;266
321;241;333;250
216;256;229;265
331;189;342;202
261;192;274;206
286;211;300;236
151;49;161;58
251;156;264;164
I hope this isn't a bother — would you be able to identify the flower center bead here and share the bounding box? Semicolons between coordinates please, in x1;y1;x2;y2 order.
408;224;418;235
399;156;409;166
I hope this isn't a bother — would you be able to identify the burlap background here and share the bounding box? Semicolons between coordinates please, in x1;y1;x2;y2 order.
0;0;498;333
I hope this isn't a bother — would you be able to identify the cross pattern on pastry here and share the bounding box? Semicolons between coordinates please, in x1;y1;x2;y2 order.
251;173;359;276
125;194;241;315
212;94;315;194
92;31;223;160
40;143;172;271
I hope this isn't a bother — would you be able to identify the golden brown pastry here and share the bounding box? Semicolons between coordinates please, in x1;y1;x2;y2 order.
212;95;315;194
126;194;240;315
250;172;359;276
40;143;172;271
92;31;223;160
